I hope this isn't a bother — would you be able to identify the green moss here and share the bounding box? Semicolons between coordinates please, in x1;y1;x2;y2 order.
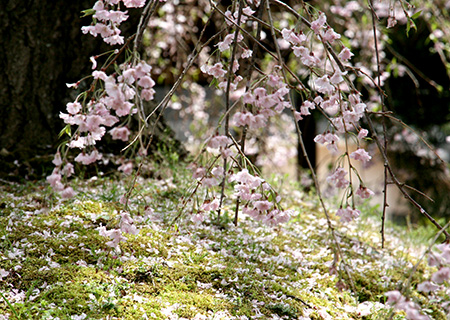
1;175;449;319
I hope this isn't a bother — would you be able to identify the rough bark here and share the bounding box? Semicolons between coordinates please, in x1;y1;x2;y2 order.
0;1;183;180
0;1;104;179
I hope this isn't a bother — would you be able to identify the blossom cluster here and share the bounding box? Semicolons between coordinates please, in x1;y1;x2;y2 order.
283;12;375;220
385;290;431;320
386;242;450;319
81;0;146;45
231;169;292;226
233;75;291;130
50;35;156;197
98;211;140;251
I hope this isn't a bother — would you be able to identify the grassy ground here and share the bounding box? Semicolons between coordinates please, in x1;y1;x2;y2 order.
0;163;449;319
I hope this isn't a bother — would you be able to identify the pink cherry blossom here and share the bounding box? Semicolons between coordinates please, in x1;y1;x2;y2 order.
211;166;224;178
294;111;302;121
52;152;63;166
90;56;97;69
301;52;321;67
203;177;219;188
202;62;227;78
92;70;108;80
67;102;82;115
105;229;127;249
118;162;133;175
322;27;341;43
120;211;139;235
292;45;308;58
431;267;450;284
208;135;232;149
358;129;369;139
327;167;349;189
338;46;354;61
104;34;124;45
417;281;439;293
336;207;360;222
106;10;129;24
242;7;255;16
315;75;335;95
192;167;206;179
62;163;74;177
122;0;146;8
242;49;253;59
356;186;375;199
217;34;234;52
311;13;327;34
191;213;204;224
141;88;155;101
230;169;263;189
314;132;339;153
385;290;406;306
281;28;306;46
137;76;155;89
46;171;64;191
201;198;220;212
330;69;347;84
74;149;102;165
300;100;315;116
436;243;450;264
61;187;76;199
350;148;372;163
109;127;130;141
253;200;273;212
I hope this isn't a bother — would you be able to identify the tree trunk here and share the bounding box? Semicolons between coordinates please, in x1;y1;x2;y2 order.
0;0;183;180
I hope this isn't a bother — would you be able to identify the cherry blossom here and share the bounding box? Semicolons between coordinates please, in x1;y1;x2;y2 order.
358;128;369;139
61;187;76;199
118;162;133;175
417;281;439;293
338;46;354;62
315;75;335;95
201;198;220;212
314;132;339;153
208;135;232;149
310;13;327;34
356;185;375;199
109;127;131;141
350;148;372;163
322;27;341;43
336;207;360;222
431;267;450;284
67;102;82;114
74;149;102;165
327;167;349;189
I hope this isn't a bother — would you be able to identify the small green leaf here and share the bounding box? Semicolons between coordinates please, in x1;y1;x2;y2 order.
58;125;71;138
411;10;422;20
406;19;417;37
80;9;95;18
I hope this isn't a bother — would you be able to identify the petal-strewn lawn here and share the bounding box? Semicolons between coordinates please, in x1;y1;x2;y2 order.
0;170;448;319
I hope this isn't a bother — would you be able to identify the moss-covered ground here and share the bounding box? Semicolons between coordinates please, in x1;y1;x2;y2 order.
0;166;449;319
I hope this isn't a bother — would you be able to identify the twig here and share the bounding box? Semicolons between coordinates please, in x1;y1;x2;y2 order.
384;114;445;163
387;220;450;319
218;0;244;224
368;0;390;250
133;0;159;54
285;294;314;309
364;113;450;242
266;0;356;291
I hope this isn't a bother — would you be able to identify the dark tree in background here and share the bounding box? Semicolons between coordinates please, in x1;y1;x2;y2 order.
0;1;110;179
0;1;182;180
384;18;450;220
